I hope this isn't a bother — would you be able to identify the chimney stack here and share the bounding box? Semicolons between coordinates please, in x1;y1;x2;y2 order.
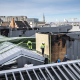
10;18;15;28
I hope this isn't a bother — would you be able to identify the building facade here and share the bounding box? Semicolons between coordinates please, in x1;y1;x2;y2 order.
27;18;38;28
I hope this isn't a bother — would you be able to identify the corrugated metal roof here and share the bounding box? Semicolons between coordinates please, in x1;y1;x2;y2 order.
0;60;79;80
0;42;45;65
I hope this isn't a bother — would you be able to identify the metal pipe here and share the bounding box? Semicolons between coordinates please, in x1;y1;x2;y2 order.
50;35;51;63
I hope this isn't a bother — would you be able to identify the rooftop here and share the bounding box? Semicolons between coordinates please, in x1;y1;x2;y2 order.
0;60;79;80
0;42;45;65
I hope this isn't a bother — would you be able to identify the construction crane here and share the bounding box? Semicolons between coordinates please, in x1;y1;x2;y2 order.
70;18;77;25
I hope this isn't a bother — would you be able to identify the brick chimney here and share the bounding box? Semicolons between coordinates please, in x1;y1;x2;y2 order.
10;18;15;28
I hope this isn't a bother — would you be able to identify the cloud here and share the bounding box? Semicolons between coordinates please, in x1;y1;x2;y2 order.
0;0;80;17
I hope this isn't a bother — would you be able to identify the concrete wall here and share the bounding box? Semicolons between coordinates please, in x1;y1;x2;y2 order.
36;33;49;55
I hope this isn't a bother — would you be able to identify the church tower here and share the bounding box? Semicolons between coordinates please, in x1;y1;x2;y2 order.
43;13;45;22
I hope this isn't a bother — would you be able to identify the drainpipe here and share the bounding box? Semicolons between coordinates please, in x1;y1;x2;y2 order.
50;35;51;63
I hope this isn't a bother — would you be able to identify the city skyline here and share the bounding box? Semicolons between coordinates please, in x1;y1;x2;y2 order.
0;0;80;22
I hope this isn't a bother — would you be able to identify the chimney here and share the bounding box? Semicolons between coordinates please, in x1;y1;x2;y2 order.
10;18;15;28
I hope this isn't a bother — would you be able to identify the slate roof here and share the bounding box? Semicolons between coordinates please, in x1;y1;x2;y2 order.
0;42;45;65
0;60;79;80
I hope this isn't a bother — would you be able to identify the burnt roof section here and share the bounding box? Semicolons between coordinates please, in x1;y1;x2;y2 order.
15;21;26;28
24;21;31;28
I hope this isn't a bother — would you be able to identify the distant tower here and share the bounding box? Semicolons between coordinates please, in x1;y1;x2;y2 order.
43;13;45;22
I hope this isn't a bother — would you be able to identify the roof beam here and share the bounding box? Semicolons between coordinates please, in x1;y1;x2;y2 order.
5;73;8;80
12;72;16;80
39;68;47;80
45;67;55;80
78;62;80;67
57;66;69;80
19;71;24;80
67;64;80;79
72;63;80;73
51;66;62;80
33;69;39;80
26;70;32;80
62;65;75;80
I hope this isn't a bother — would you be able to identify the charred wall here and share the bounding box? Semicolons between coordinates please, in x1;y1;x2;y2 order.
51;34;70;62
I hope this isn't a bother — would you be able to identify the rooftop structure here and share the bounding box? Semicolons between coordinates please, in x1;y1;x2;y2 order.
26;18;38;28
0;42;45;68
0;60;79;80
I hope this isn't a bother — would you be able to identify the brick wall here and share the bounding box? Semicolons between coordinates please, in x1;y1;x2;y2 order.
51;34;68;62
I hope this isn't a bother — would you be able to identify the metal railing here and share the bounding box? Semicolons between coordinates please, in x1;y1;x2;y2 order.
0;60;79;80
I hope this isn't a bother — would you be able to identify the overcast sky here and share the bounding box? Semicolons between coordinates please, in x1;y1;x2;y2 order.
0;0;80;22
